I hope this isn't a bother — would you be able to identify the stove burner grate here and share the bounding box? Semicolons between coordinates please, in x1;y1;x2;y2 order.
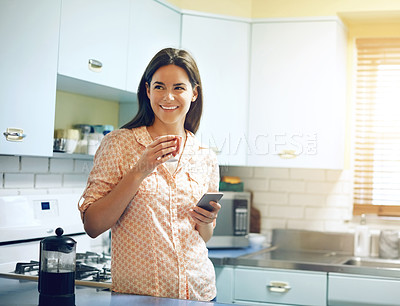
13;252;111;282
15;261;39;274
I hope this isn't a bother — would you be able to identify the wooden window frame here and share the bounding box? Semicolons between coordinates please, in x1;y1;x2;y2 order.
353;204;400;216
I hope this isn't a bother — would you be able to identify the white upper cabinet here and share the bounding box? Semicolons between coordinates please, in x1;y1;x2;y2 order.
0;0;61;156
127;0;181;92
248;19;347;169
181;15;250;166
58;0;130;91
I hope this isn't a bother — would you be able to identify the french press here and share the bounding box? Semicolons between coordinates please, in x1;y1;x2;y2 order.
38;227;76;306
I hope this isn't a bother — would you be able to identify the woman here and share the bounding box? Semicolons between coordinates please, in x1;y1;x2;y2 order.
78;48;221;301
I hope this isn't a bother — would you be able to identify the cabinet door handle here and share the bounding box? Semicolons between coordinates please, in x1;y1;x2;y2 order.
267;281;291;293
210;146;222;155
3;128;26;142
88;59;103;72
278;149;297;159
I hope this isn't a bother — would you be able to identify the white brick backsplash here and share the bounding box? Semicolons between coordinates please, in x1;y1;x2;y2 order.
269;205;304;219
261;218;287;231
241;178;268;191
4;156;392;234
270;179;305;193
252;202;266;214
289;194;326;206
254;167;289;179
223;166;253;178
4;173;34;188
63;174;89;188
21;157;48;173
326;195;352;207
341;181;353;194
0;156;19;172
326;169;352;182
50;158;74;173
19;189;51;195
290;168;325;181
253;191;287;205
325;170;341;182
0;189;19;196
287;220;324;231
36;174;62;188
305;207;348;220
74;160;93;174
48;187;85;195
324;221;353;232
306;181;341;194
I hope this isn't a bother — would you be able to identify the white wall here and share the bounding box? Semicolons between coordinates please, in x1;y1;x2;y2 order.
1;155;400;242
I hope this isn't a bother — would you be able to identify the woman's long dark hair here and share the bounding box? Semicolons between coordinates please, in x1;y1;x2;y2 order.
121;48;203;134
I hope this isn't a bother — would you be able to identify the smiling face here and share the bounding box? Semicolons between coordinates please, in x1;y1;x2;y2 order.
146;64;198;132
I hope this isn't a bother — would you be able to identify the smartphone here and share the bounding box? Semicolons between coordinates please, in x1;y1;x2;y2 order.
196;192;224;212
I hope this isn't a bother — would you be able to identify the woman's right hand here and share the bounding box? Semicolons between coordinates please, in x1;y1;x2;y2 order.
83;135;179;238
134;135;179;176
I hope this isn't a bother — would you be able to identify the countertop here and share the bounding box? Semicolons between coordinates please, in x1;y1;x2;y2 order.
208;245;264;265
0;246;258;306
0;276;230;306
209;245;400;279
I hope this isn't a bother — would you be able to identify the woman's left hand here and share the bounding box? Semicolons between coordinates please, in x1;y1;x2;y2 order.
189;201;221;225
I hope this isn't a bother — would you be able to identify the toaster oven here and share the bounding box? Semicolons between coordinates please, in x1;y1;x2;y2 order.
206;191;251;248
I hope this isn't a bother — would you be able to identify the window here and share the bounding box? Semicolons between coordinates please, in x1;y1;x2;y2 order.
353;38;400;217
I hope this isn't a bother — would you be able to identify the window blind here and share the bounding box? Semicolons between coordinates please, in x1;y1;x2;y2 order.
354;38;400;210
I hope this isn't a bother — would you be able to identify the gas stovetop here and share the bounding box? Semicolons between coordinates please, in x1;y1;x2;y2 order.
0;194;112;289
12;252;111;284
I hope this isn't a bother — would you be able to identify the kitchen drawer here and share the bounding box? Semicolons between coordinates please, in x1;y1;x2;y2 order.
234;267;327;306
328;273;400;306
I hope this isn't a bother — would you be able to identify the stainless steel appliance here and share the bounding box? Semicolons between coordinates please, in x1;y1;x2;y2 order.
0;193;111;289
206;191;251;249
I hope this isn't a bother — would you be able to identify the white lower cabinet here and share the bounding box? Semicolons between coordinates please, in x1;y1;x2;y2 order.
215;265;400;305
214;266;235;304
215;266;327;305
234;267;327;305
328;273;400;306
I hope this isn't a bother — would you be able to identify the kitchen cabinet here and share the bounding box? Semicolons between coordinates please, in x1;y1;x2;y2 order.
126;0;181;92
234;267;327;305
58;0;130;91
248;19;347;169
0;0;61;157
181;14;250;166
328;273;400;306
214;266;234;304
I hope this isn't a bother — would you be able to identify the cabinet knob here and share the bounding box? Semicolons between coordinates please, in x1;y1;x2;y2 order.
88;59;103;72
3;128;26;142
267;281;291;293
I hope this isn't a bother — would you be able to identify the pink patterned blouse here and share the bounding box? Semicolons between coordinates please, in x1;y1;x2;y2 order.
78;126;219;301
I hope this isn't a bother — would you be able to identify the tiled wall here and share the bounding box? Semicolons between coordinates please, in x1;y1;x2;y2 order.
221;166;354;233
221;166;400;237
1;155;400;236
0;155;92;196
